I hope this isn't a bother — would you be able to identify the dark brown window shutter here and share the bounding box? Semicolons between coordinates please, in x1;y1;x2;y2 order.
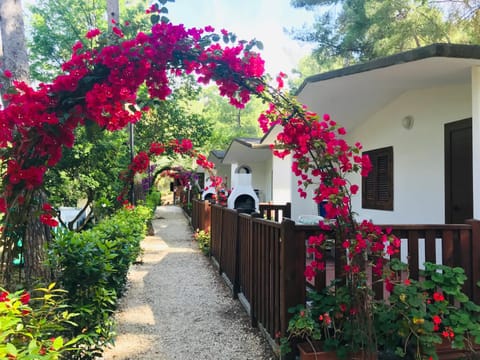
362;146;393;210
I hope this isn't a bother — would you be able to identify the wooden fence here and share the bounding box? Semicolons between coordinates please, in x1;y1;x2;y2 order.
191;199;480;356
191;198;211;232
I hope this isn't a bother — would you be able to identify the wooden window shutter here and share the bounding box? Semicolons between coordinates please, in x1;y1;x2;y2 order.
362;146;393;210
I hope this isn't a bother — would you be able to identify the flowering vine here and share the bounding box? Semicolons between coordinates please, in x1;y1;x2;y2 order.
0;2;265;285
118;138;219;205
256;76;402;352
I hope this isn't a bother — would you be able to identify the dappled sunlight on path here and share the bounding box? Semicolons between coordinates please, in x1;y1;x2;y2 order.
101;205;274;360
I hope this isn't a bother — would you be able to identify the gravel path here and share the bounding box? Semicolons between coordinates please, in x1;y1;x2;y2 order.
101;205;275;360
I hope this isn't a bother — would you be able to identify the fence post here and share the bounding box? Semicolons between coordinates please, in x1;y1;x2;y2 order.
280;219;306;337
232;210;241;299
249;215;258;328
466;219;480;304
284;202;291;219
204;201;211;233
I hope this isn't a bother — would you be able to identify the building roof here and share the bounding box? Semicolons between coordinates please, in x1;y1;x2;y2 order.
295;43;480;130
221;137;272;164
209;150;225;160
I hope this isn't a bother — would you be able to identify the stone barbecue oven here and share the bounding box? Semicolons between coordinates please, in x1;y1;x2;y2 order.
227;166;259;214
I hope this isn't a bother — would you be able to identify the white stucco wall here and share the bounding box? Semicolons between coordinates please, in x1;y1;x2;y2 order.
271;153;292;203
214;163;231;189
472;67;480;219
347;83;471;224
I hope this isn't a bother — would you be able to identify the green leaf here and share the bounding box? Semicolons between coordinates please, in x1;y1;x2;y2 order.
53;336;64;350
422;280;435;289
432;272;444;283
256;40;264;50
28;339;38;352
150;14;160;25
6;343;17;356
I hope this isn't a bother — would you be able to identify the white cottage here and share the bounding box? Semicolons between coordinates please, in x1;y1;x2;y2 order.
204;132;318;221
296;43;480;224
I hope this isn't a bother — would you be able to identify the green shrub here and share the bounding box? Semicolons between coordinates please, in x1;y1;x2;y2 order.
0;283;79;359
145;189;162;211
49;204;152;359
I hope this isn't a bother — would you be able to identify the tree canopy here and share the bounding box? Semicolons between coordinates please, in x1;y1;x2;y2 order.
289;0;475;67
27;0;217;209
27;0;148;82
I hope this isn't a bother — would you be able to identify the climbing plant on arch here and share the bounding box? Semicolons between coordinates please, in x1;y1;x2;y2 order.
0;1;266;287
0;3;385;330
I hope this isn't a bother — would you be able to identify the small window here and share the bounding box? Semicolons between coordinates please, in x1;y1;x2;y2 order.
362;146;393;211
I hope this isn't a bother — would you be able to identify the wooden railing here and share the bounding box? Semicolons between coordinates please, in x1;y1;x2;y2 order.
192;200;291;232
259;202;291;222
191;199;480;356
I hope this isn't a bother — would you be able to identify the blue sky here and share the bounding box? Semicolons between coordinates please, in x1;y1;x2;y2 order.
165;0;316;77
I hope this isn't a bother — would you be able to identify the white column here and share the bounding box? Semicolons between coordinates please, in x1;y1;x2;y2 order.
230;163;238;189
472;67;480;219
272;154;292;203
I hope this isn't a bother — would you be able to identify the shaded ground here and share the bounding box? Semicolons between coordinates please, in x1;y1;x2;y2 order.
101;205;275;360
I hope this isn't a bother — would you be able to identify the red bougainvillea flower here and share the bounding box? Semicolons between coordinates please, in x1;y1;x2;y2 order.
85;28;101;39
20;291;30;305
39;213;59;227
42;203;53;212
3;69;12;78
129;152;150;174
149;142;165;156
112;26;124;38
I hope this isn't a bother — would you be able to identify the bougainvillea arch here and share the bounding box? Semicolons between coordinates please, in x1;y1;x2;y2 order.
0;2;265;285
0;4;400;339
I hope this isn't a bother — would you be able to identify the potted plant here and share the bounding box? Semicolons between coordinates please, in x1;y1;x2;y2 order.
374;260;480;360
282;281;368;360
282;218;399;360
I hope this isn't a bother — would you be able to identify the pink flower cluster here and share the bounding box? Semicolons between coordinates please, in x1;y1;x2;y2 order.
0;14;266;225
258;100;399;281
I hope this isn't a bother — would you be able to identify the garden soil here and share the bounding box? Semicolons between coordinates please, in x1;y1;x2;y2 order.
101;205;275;360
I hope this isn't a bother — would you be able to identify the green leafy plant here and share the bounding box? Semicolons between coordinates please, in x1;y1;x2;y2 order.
375;260;480;360
193;229;211;255
0;283;79;359
145;189;162;211
48;204;152;359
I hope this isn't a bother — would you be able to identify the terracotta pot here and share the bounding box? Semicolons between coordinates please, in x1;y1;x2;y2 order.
435;337;480;360
297;342;377;360
297;342;339;360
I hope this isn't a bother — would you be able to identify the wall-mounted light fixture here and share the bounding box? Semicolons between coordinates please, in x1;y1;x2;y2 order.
402;115;414;130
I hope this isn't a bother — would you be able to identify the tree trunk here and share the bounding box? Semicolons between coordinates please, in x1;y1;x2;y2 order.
1;190;53;289
107;0;119;30
23;190;53;288
0;0;29;89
